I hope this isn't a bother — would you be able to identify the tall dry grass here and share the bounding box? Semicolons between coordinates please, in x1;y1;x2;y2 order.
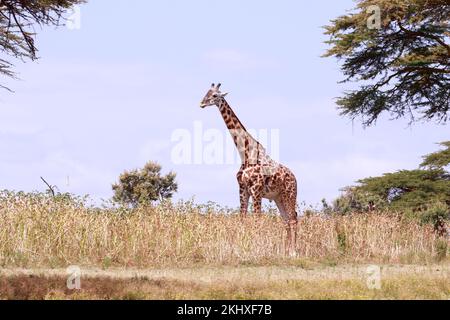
0;192;447;268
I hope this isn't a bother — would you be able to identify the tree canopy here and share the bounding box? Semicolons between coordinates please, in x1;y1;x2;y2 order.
0;0;85;90
332;142;450;231
421;141;450;169
324;0;450;126
357;168;450;210
112;162;178;207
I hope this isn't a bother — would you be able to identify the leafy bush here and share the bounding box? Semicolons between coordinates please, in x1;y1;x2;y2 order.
415;202;449;237
332;187;386;214
112;161;177;207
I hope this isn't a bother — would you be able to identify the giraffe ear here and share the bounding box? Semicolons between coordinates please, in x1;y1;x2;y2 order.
221;92;228;98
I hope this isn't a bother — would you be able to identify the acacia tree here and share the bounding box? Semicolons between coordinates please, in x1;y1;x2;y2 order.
346;142;450;209
421;141;450;170
333;142;450;233
112;162;178;207
0;0;85;90
324;0;450;126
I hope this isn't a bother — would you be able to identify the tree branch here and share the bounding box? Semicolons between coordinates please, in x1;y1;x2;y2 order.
397;20;450;56
7;4;36;58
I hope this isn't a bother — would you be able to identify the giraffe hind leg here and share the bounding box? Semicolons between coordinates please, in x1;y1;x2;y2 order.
275;199;291;255
288;218;298;257
278;195;298;256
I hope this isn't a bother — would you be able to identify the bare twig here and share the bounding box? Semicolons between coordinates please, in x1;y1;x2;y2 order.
40;176;55;197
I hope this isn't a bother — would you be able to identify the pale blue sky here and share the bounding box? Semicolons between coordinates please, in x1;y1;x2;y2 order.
0;0;448;207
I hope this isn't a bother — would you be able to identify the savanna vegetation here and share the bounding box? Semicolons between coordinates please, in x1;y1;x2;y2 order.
0;190;447;269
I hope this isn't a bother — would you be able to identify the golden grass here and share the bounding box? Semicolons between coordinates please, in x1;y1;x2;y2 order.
0;193;447;268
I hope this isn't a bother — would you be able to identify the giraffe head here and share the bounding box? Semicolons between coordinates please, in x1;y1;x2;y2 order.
200;83;228;108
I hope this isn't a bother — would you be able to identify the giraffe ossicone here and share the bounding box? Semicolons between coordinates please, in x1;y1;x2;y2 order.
200;83;299;254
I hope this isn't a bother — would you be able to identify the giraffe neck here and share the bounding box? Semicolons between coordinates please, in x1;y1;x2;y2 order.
217;99;269;165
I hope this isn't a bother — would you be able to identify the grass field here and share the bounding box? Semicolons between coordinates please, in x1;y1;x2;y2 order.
1;265;449;300
0;192;448;300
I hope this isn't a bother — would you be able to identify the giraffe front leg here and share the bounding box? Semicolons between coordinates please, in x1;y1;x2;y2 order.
239;185;250;217
250;185;264;216
253;196;263;216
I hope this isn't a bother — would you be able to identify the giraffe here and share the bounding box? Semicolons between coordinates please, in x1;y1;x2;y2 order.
200;83;299;254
